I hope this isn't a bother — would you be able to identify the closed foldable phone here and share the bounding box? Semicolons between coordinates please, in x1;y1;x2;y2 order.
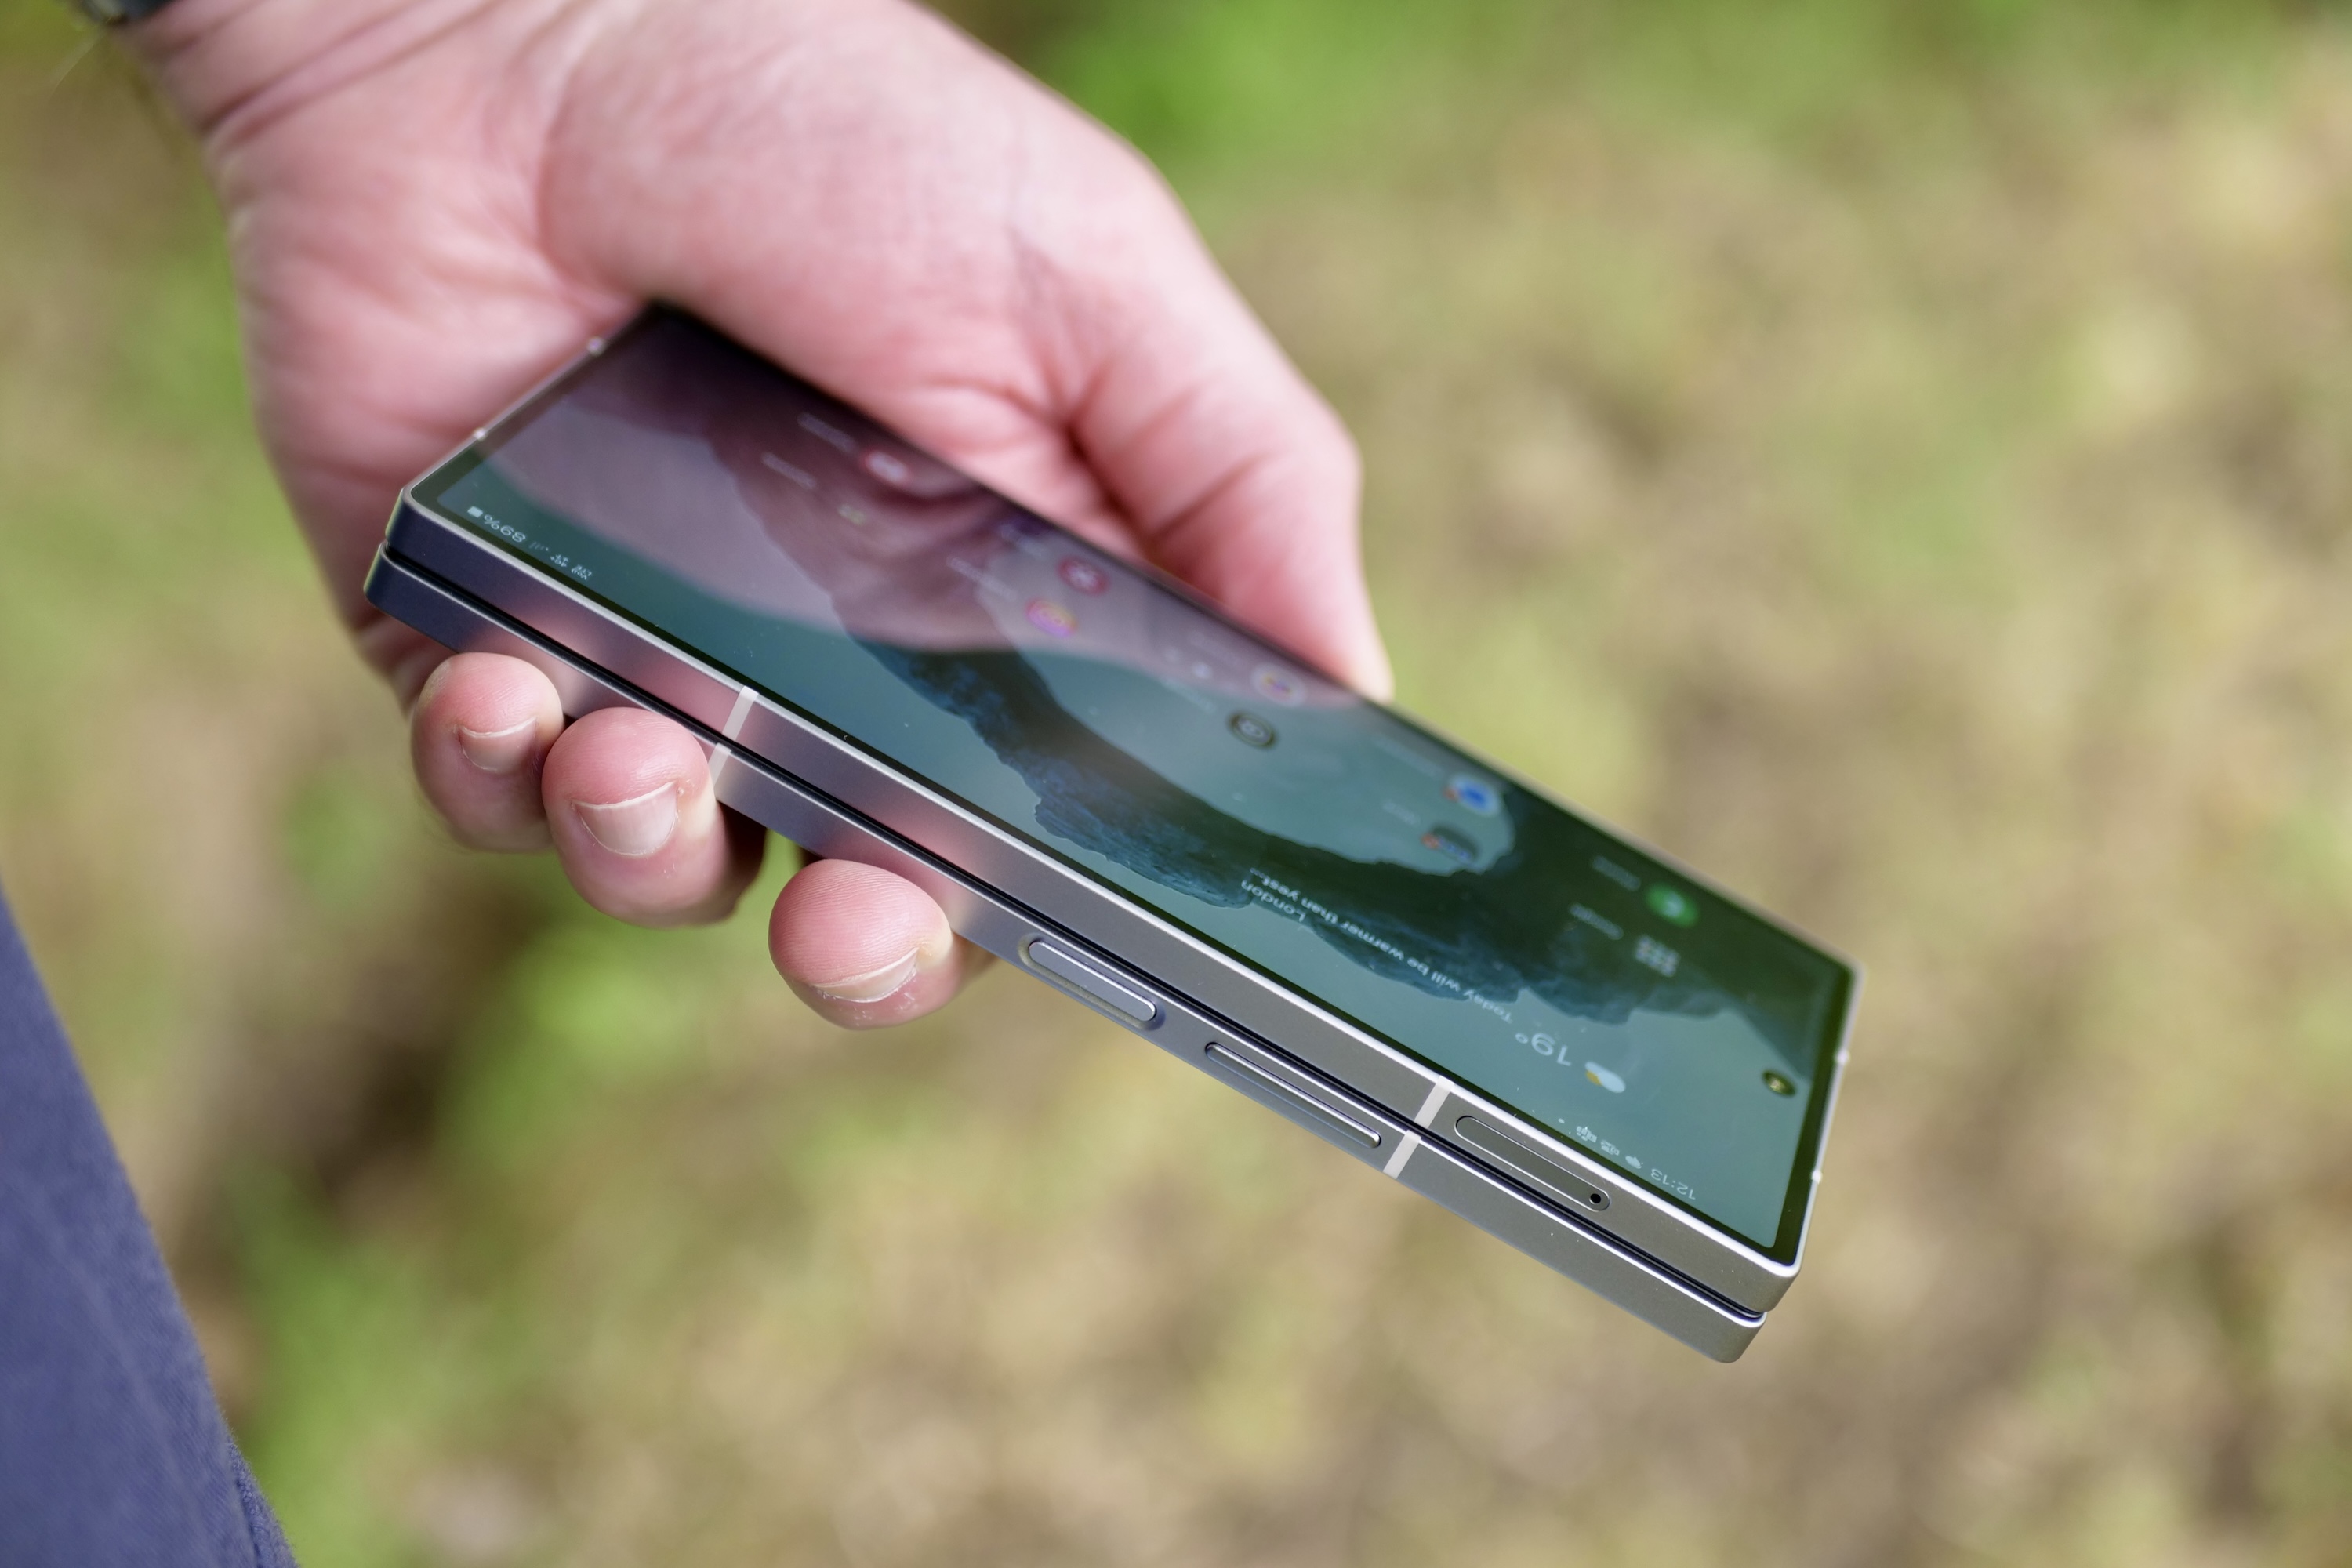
365;310;1859;1360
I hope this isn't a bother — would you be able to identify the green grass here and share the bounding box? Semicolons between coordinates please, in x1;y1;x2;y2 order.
8;2;2352;1563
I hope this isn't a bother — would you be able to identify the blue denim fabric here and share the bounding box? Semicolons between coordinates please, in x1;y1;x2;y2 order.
0;887;296;1566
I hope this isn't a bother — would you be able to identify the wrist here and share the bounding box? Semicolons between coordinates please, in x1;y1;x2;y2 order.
125;0;528;145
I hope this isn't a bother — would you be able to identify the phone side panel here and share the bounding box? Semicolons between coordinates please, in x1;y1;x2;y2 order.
376;502;1811;1305
364;546;1765;1359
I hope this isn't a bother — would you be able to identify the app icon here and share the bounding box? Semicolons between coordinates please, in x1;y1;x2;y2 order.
861;448;914;487
1646;884;1698;927
1250;664;1306;706
1024;598;1077;637
1420;824;1478;866
1445;774;1501;816
1058;557;1110;595
1762;1070;1796;1097
1584;1062;1626;1094
1228;711;1279;748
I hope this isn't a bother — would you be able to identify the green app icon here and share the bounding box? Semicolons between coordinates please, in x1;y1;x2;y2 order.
1646;884;1698;927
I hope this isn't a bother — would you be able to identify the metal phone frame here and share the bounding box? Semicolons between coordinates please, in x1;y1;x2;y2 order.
366;441;1852;1362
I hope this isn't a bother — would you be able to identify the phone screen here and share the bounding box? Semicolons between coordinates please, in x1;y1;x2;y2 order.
415;310;1853;1258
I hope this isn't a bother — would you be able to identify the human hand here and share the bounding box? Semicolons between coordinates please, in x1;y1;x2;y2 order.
131;0;1389;1025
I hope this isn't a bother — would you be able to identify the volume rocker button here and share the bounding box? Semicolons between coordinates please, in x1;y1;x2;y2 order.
1203;1044;1382;1149
1022;938;1163;1028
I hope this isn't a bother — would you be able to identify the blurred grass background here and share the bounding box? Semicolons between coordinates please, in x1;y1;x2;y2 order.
7;0;2352;1563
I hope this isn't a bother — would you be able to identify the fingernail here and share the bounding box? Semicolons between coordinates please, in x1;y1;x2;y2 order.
811;949;922;1004
456;718;539;775
573;784;681;858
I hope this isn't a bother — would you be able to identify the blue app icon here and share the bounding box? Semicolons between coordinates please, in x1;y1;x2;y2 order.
1445;774;1501;816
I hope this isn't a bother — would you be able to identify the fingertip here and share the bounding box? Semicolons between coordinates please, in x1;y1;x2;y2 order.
411;652;566;851
769;858;967;1028
543;707;759;925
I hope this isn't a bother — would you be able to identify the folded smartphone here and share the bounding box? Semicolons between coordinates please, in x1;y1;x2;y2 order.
365;308;1859;1359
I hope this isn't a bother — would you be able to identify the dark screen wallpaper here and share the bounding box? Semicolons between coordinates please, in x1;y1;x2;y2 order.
423;311;1853;1253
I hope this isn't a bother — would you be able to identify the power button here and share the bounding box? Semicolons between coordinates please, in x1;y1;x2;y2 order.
1022;938;1164;1029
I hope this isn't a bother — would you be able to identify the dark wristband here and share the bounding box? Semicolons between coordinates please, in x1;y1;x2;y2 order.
74;0;179;21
